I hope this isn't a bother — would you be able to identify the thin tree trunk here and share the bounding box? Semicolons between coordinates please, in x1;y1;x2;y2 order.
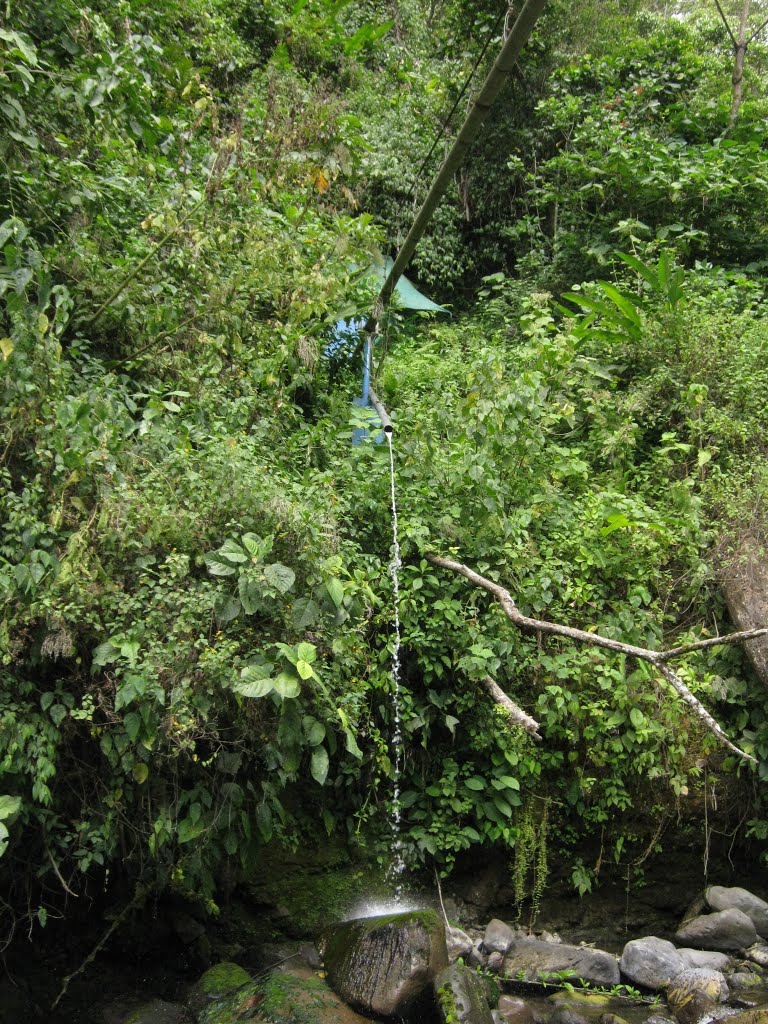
730;0;750;127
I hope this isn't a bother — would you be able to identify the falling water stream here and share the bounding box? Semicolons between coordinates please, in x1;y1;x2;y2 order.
385;431;406;899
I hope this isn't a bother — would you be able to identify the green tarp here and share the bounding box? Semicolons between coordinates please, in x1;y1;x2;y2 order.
362;256;447;314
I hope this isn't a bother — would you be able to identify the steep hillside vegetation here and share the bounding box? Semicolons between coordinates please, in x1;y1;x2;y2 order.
2;0;768;953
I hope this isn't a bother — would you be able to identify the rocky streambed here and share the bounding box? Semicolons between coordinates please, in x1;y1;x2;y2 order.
87;883;768;1024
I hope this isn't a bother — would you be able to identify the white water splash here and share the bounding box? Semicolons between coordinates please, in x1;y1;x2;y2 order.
385;432;406;898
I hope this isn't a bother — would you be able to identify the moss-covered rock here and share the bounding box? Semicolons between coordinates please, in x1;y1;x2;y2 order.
188;962;252;1017
434;964;494;1024
321;909;448;1020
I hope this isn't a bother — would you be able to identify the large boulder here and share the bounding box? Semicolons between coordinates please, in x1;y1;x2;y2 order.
666;968;728;1024
721;535;768;687
674;908;757;952
503;938;620;987
321;909;448;1019
705;887;768;939
434;964;494;1024
677;949;732;972
619;937;687;990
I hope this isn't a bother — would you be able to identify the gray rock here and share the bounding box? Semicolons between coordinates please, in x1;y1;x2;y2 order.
447;926;474;963
485;919;518;955
496;996;535;1024
468;938;488;969
675;909;758;952
322;909;448;1019
722;535;768;687
503;938;620;987
745;944;768;968
549;1008;589;1024
730;972;764;991
619;936;688;990
300;943;322;969
677;949;733;972
706;887;768;939
667;968;728;1024
435;964;494;1024
488;951;505;973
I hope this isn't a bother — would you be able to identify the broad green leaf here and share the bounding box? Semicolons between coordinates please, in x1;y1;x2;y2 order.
296;642;316;664
92;640;118;666
177;816;205;844
218;539;248;562
0;337;13;361
272;672;300;699
0;795;21;819
304;719;325;746
236;677;274;699
597;282;642;327
255;803;272;842
205;553;237;576
629;707;645;729
697;449;712;467
496;775;520;790
264;562;295;593
241;533;265;559
311;746;329;785
464;776;485;791
132;763;149;784
124;712;141;742
215;593;241;623
344;728;362;759
326;577;345;608
238;578;263;614
292;597;321;628
296;659;313;680
617;251;659;289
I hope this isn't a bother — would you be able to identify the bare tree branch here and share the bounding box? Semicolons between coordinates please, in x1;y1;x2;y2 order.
714;0;739;47
748;13;768;42
426;552;758;766
659;627;768;660
482;675;542;740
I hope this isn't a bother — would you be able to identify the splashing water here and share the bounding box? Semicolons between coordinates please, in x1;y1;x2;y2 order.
385;432;406;898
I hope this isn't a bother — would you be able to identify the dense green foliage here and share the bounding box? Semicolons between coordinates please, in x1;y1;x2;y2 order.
2;0;768;950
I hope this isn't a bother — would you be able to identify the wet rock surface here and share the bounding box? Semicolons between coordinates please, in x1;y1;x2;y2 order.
706;888;768;940
666;967;728;1024
619;937;688;990
435;963;495;1024
675;908;758;952
502;938;620;986
321;909;448;1019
